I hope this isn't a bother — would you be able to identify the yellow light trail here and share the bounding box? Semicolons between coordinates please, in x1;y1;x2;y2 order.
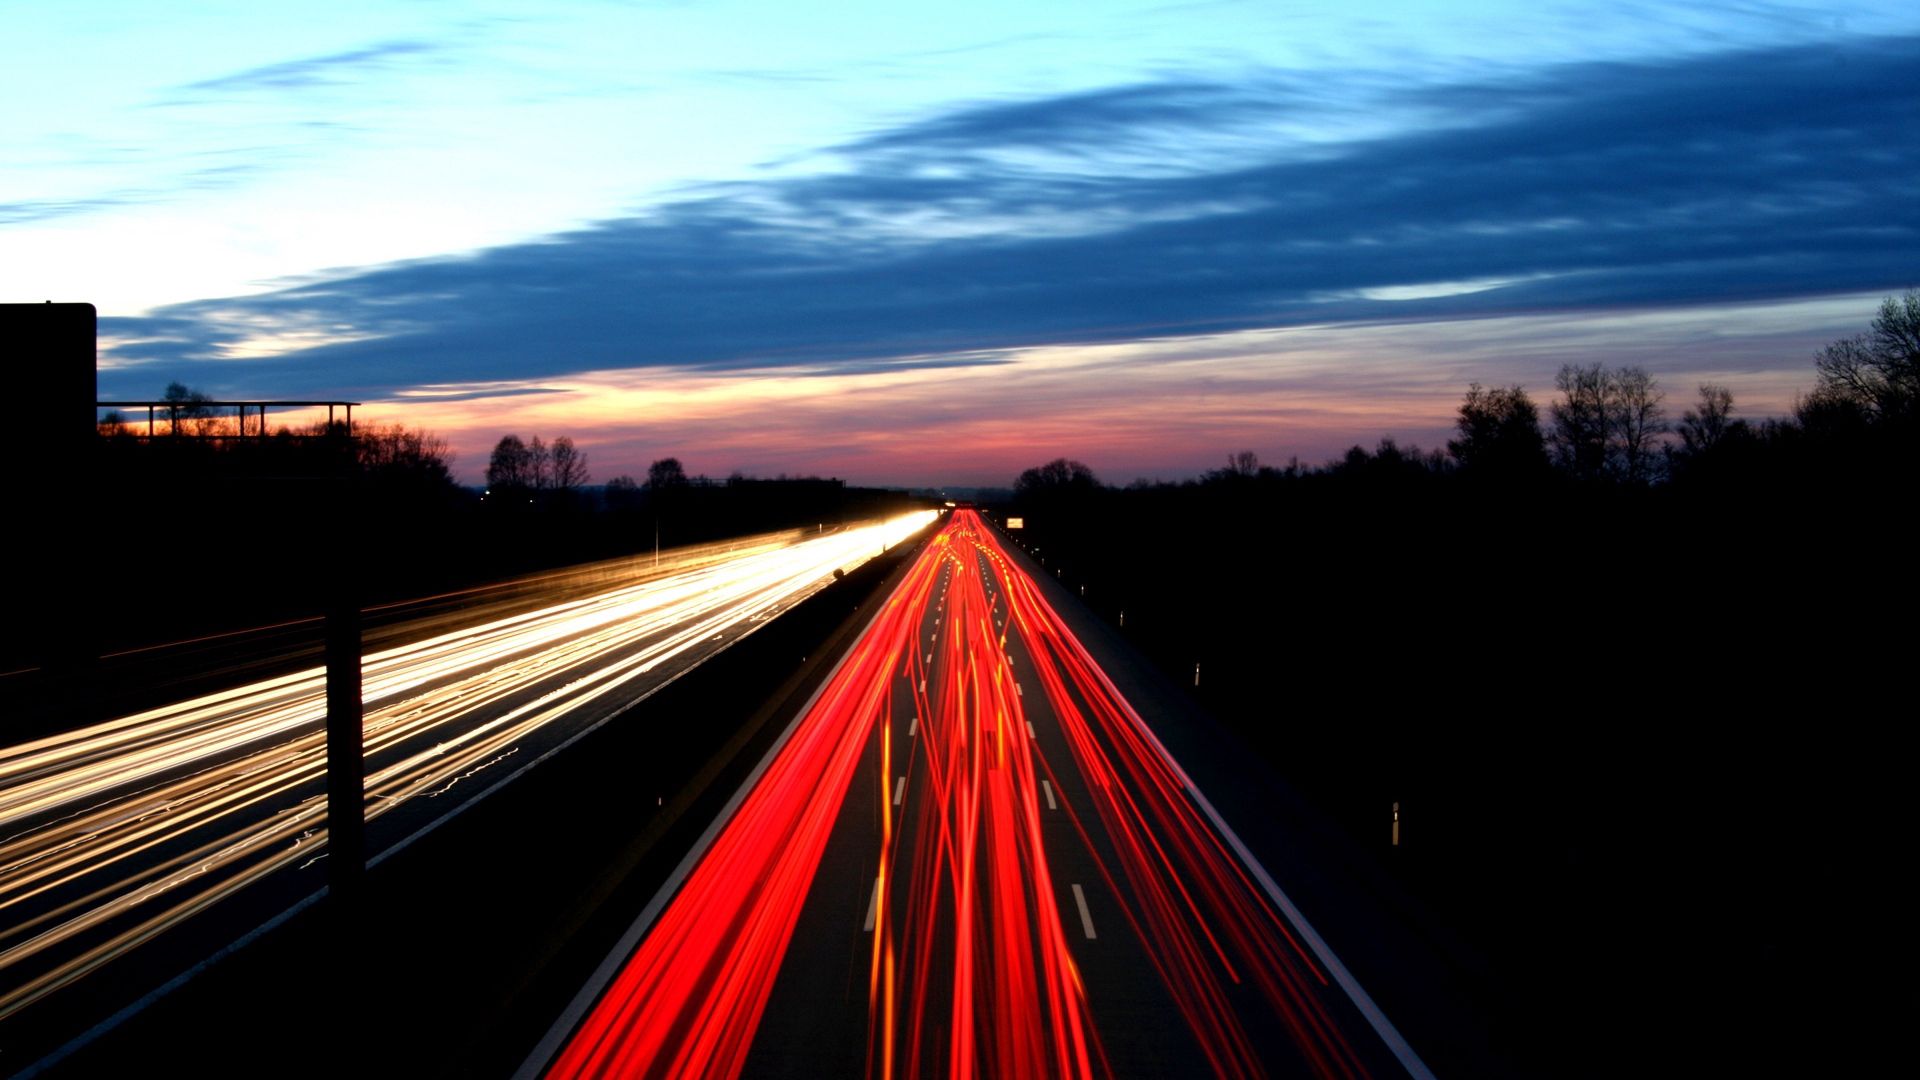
0;511;936;1020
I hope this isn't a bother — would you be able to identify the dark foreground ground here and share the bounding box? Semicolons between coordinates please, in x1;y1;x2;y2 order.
994;480;1914;1078
16;481;1905;1078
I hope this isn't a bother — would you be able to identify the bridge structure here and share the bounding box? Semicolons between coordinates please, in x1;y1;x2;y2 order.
96;398;359;438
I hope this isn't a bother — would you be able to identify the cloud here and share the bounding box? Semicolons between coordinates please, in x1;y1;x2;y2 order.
390;384;572;404
840;80;1308;160
2;196;127;226
99;34;1920;401
5;161;266;226
169;40;441;98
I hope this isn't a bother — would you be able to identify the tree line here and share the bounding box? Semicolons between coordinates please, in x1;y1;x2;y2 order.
99;394;879;525
482;434;590;507
481;440;777;514
1017;288;1918;499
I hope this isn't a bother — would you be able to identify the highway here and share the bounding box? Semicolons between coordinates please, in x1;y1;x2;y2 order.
530;509;1431;1079
0;511;935;1027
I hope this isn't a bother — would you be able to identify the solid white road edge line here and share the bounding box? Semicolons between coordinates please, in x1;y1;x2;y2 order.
1021;540;1438;1080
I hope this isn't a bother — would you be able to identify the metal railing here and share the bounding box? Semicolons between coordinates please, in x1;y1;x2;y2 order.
96;399;360;438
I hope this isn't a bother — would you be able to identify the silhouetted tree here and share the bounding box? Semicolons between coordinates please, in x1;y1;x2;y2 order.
1014;458;1100;499
1549;364;1667;483
1448;383;1548;479
527;435;553;491
356;424;457;494
1792;388;1874;444
1611;366;1667;484
647;457;689;490
1675;384;1739;456
162;381;219;436
487;435;533;494
604;474;642;512
1203;451;1263;484
551;436;590;492
1809;288;1920;422
1330;437;1447;480
1549;365;1612;481
1667;384;1759;483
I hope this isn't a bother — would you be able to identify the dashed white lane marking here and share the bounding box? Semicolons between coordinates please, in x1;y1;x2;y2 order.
1041;779;1057;810
1071;884;1096;939
864;877;882;932
1015;682;1023;697
1026;720;1036;738
919;679;926;694
908;715;918;736
893;776;906;806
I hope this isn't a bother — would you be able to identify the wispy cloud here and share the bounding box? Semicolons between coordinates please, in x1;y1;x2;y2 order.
839;80;1303;158
1;196;127;226
99;34;1920;403
168;40;442;99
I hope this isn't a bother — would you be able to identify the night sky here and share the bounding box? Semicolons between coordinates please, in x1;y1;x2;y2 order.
9;2;1915;484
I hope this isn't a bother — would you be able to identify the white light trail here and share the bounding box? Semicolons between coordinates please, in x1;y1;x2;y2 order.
0;511;935;1019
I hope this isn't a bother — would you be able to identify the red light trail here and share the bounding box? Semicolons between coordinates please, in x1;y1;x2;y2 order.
541;511;1421;1079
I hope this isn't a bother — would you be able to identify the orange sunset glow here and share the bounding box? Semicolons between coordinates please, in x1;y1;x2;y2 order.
363;295;1854;486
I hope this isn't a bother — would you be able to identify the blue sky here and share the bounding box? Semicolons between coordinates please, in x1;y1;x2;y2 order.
7;1;1916;484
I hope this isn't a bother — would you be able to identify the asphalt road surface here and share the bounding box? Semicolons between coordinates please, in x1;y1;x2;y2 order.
531;510;1433;1079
